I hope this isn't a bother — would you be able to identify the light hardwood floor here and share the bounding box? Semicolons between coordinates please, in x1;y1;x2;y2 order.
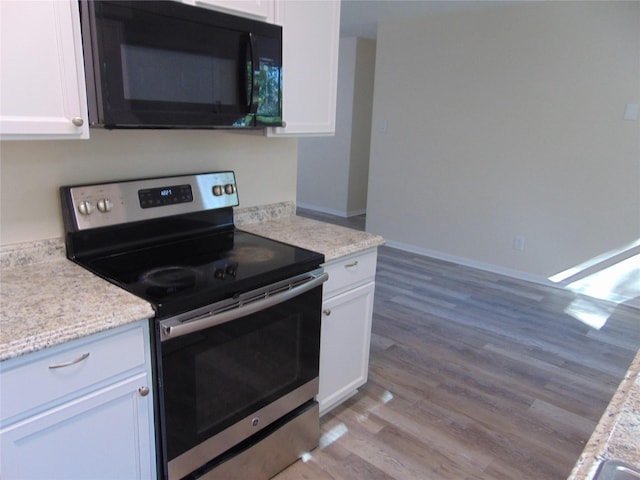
273;210;639;480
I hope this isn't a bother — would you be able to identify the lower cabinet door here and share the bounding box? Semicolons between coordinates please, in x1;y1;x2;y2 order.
0;373;155;480
318;282;375;415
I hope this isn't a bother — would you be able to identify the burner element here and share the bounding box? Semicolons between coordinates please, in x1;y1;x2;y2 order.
140;266;200;290
230;246;276;264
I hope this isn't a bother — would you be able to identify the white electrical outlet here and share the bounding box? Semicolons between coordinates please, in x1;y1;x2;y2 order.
624;103;639;121
514;235;526;251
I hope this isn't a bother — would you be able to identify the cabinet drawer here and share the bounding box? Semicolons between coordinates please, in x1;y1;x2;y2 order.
323;249;377;298
0;323;147;422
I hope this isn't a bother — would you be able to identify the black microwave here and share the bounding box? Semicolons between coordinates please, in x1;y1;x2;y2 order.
79;1;283;129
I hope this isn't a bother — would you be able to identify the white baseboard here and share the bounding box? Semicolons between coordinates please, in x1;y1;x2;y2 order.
346;208;367;217
383;239;554;287
296;203;366;218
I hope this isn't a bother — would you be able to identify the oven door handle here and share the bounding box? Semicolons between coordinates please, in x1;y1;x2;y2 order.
159;271;329;341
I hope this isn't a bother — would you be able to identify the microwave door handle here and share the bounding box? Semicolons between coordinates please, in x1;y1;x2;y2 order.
160;272;328;341
247;32;257;113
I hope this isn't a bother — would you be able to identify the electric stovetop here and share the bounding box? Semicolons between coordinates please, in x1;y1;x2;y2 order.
61;171;324;319
82;229;323;318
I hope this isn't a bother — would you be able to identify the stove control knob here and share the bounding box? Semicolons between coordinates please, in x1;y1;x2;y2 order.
77;201;94;216
96;198;113;213
212;185;224;196
224;183;236;194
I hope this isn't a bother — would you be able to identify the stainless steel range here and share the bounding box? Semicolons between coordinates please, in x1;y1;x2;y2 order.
60;172;327;480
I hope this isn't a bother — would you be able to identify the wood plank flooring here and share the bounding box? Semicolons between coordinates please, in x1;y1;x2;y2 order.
273;210;639;480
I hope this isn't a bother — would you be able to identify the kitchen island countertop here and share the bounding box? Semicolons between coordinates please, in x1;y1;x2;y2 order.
567;347;640;479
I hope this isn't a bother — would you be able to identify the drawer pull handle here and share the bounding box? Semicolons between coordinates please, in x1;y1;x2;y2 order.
344;261;359;268
48;352;90;369
138;386;150;397
323;309;332;316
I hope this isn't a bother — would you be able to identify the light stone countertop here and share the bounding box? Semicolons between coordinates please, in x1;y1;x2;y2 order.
567;348;640;479
0;238;154;362
0;203;383;362
237;215;385;261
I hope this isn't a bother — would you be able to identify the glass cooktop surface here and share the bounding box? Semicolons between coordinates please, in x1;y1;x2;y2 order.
81;229;323;318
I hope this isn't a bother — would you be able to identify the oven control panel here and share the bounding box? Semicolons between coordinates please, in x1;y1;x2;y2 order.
138;184;193;209
62;172;239;231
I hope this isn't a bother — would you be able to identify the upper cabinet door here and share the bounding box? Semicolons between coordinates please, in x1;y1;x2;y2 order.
0;0;89;140
184;0;275;22
0;0;89;139
269;0;340;137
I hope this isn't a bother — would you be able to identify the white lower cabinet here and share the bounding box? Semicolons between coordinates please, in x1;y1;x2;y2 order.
0;320;156;480
318;249;377;415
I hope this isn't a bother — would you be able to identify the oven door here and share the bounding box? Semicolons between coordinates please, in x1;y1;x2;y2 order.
157;270;327;480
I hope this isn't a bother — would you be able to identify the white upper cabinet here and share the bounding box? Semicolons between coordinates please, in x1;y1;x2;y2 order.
0;0;89;140
184;0;275;22
0;0;339;140
269;0;341;137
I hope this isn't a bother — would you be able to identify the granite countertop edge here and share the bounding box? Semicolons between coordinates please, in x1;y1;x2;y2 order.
0;250;155;363
0;202;384;362
236;214;385;262
567;348;640;479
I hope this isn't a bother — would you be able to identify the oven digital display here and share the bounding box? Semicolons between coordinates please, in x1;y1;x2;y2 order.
139;184;193;208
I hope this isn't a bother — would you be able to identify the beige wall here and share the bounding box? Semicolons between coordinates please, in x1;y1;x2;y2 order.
348;37;376;215
297;38;356;215
367;1;640;280
0;129;297;245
